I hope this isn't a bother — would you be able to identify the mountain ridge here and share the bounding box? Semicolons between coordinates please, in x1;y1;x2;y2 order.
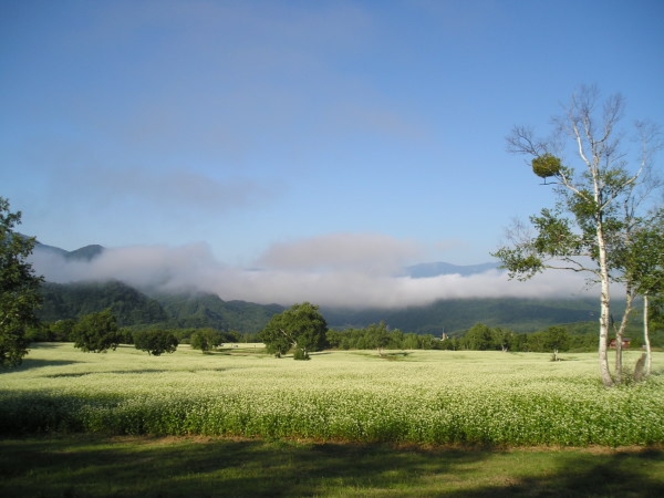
35;240;105;262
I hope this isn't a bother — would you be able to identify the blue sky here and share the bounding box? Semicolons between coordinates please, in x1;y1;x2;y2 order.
2;0;663;306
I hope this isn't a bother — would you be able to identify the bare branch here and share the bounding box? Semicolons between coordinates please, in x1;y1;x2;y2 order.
506;125;547;157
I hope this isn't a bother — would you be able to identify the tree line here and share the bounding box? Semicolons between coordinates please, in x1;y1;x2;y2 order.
258;303;633;359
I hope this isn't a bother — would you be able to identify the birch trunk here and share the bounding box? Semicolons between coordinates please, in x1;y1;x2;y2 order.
644;294;652;376
614;288;634;384
596;222;614;387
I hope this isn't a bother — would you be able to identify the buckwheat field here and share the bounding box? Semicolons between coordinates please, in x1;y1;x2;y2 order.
2;344;662;447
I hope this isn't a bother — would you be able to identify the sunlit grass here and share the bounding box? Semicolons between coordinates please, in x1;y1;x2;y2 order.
1;343;663;446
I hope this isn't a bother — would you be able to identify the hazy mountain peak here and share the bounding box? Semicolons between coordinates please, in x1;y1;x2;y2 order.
405;261;501;278
35;241;105;262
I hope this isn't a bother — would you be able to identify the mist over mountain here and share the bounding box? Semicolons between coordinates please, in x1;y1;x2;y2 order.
34;240;499;279
405;261;501;278
30;241;601;334
29;239;593;310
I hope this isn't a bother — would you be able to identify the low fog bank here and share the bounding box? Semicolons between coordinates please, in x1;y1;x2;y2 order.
29;242;594;309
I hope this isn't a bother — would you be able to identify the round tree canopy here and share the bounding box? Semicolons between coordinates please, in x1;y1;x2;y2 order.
532;153;561;179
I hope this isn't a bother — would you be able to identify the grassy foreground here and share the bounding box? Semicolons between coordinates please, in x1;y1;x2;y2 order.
1;344;664;446
1;435;663;497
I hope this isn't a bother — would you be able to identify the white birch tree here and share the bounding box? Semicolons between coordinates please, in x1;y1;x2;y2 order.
493;86;661;386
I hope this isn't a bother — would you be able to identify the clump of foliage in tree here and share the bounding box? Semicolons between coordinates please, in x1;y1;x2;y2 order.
0;197;44;367
71;309;121;353
531;153;561;182
260;302;328;359
133;329;178;356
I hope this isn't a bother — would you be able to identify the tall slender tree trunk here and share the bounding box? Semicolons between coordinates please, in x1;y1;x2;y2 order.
597;223;614;387
615;288;635;384
598;285;613;386
644;294;652;376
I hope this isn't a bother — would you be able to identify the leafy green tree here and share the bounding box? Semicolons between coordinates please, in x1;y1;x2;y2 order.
388;328;404;349
366;321;390;354
418;334;439;350
190;328;223;353
620;213;664;375
72;309;121;353
494;86;661;386
133;329;179;356
463;323;495;350
0;198;44;367
402;333;421;350
260;302;328;359
48;319;76;342
541;326;571;360
26;319;75;342
493;327;516;352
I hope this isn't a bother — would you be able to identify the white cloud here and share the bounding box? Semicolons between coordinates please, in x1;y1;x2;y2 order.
31;236;596;309
257;232;421;274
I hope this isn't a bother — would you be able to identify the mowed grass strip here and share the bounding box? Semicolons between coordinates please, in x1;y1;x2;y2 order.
1;435;663;497
1;344;663;446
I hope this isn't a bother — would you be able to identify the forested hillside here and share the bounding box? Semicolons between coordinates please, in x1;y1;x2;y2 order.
322;297;606;335
156;292;284;332
38;281;284;332
39;281;168;327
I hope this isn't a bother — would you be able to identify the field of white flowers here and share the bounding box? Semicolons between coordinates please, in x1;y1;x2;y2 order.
1;343;663;447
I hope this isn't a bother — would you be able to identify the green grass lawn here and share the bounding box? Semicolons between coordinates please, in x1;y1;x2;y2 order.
1;435;663;497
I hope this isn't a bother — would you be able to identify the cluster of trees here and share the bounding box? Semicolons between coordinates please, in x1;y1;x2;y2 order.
45;314;242;355
57;308;177;356
494;85;663;386
327;322;441;352
258;308;610;357
324;321;599;356
455;323;597;356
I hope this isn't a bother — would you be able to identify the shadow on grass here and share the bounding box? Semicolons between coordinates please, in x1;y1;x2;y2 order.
5;358;81;372
43;369;174;378
1;436;663;497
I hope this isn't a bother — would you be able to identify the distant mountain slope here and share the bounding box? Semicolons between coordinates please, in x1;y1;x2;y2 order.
155;292;284;332
39;280;168;327
38;280;284;332
35;240;105;261
323;297;600;334
66;244;105;261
